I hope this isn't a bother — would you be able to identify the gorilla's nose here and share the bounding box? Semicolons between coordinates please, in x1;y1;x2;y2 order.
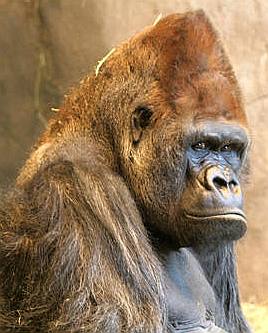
201;166;243;207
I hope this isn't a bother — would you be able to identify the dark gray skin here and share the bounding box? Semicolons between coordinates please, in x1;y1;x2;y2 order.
164;123;247;332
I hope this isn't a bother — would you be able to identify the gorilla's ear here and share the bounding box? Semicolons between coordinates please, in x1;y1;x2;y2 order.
131;106;153;144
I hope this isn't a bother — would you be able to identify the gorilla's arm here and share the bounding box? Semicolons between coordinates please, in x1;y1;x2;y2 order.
0;158;165;332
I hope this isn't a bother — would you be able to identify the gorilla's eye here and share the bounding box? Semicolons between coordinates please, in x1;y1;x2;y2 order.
192;142;209;151
221;144;232;152
131;106;153;144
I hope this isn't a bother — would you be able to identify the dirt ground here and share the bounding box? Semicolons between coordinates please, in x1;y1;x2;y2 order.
243;303;268;333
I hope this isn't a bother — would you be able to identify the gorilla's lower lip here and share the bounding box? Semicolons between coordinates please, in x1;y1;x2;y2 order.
184;211;247;223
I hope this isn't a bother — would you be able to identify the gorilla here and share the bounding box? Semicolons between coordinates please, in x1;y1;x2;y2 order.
0;10;251;333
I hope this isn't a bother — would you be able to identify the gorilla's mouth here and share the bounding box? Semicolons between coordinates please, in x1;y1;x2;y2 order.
184;210;247;223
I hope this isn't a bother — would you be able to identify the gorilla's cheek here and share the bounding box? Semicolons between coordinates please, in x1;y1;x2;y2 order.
146;147;186;208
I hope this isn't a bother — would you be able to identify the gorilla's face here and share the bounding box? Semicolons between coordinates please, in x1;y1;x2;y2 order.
171;120;249;246
121;76;250;247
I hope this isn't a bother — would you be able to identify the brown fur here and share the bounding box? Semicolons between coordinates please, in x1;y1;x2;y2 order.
0;10;250;332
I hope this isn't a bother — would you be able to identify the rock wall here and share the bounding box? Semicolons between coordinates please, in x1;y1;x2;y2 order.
0;0;267;303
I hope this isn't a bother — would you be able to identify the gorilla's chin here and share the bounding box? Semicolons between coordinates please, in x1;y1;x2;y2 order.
179;210;248;245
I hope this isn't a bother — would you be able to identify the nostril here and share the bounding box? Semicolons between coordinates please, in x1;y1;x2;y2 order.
229;179;239;191
230;180;236;186
213;176;228;189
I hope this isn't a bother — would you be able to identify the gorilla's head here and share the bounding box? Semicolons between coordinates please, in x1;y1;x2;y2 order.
98;11;250;247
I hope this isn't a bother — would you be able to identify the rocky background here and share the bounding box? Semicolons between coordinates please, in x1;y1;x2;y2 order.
0;0;267;319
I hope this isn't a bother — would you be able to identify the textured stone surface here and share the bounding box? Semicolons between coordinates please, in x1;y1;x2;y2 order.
0;0;267;302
